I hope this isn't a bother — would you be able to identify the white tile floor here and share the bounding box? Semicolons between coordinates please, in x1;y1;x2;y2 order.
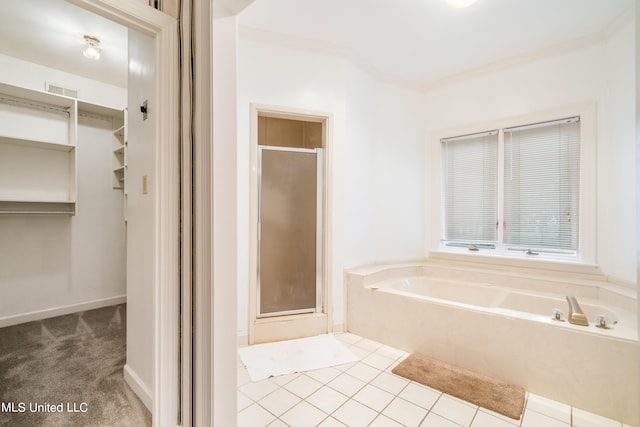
238;333;631;427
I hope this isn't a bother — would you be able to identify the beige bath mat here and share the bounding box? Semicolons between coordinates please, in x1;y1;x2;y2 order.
392;353;525;420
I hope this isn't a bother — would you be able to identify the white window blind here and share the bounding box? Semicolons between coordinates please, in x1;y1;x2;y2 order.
441;131;498;246
503;117;580;251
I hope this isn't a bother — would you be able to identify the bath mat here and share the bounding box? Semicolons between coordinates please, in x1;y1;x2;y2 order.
392;353;525;420
238;334;359;381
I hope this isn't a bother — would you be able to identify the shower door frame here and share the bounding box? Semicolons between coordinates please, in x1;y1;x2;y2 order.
248;104;333;345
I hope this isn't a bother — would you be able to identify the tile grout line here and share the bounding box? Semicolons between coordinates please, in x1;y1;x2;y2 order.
357;349;446;427
353;345;419;423
299;343;405;425
291;341;435;426
467;406;480;427
570;406;572;427
243;361;457;427
518;392;528;427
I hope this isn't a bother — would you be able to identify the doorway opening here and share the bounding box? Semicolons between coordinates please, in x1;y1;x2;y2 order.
249;105;332;344
0;0;180;423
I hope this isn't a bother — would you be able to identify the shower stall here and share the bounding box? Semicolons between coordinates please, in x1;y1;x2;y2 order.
249;108;331;344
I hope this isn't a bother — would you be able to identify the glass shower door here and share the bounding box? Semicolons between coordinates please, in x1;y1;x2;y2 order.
258;146;323;317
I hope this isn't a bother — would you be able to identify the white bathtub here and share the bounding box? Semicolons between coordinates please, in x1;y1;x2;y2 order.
375;277;633;338
346;262;638;425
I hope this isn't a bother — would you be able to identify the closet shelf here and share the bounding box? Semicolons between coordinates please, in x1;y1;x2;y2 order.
0;197;75;202
112;108;126;190
0;200;76;215
0;135;75;152
0;82;75;109
113;125;125;139
1;83;78;215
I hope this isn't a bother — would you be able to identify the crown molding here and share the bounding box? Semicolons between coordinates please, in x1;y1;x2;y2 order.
239;6;634;95
214;0;255;19
601;5;634;39
421;32;606;92
424;7;633;93
238;25;425;92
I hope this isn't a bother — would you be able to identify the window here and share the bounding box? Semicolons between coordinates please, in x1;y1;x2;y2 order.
503;118;580;253
440;116;582;258
442;131;498;249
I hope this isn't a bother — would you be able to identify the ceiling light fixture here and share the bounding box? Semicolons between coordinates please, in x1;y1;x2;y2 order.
83;35;101;60
447;0;477;8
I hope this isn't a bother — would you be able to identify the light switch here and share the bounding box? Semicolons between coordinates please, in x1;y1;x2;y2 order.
142;175;148;194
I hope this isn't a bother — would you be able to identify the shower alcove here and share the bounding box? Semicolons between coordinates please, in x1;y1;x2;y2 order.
248;104;332;344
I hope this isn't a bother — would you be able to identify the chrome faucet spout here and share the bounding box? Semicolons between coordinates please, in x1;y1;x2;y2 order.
566;295;589;326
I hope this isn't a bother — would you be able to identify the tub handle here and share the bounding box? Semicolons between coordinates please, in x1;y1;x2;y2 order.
552;309;565;322
595;315;617;329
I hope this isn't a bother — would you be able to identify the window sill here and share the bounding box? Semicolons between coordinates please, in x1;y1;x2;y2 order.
428;249;602;277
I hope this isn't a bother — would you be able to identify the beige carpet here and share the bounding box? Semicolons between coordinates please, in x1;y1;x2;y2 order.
392;353;525;420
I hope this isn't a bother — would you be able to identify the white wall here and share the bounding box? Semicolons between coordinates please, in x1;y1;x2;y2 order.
74;115;127;299
423;19;636;284
125;29;156;408
213;14;239;425
0;108;126;326
236;33;426;336
343;70;426;266
600;20;636;283
0;53;126;109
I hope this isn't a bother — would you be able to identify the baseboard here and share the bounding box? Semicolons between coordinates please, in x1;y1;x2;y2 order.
332;323;344;333
0;295;127;328
123;364;153;412
253;313;328;344
238;324;345;347
237;333;249;348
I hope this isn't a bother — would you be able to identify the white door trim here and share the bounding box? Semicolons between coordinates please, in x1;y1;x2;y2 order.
67;1;181;425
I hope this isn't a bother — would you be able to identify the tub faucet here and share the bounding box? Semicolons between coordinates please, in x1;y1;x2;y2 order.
566;295;589;326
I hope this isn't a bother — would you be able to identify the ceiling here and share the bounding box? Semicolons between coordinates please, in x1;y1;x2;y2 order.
239;0;635;89
0;0;128;88
0;0;634;91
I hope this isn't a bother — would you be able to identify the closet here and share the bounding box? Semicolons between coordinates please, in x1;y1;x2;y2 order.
0;81;127;326
79;101;127;191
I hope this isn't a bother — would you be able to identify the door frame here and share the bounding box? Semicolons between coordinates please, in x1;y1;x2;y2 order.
67;1;181;425
249;103;333;344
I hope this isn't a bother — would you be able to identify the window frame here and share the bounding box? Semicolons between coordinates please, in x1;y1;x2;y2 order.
429;102;597;266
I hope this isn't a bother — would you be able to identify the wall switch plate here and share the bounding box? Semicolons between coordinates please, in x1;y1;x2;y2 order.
142;175;148;194
140;100;148;121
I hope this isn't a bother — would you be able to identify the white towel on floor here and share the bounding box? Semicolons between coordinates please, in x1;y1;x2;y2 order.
238;334;359;381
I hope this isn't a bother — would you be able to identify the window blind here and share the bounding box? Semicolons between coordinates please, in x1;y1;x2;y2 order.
441;131;498;245
503;117;580;251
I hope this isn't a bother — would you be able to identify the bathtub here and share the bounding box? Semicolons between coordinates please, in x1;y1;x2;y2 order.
346;262;638;425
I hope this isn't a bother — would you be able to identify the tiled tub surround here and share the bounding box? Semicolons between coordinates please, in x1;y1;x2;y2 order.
345;260;638;426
